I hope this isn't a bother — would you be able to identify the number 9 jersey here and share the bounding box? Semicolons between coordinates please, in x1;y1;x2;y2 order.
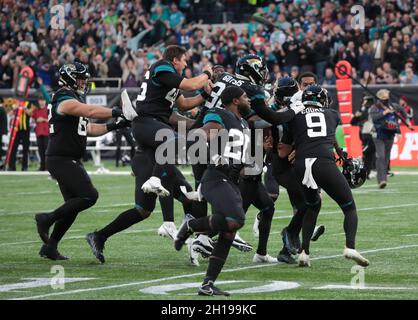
284;107;341;160
46;88;89;159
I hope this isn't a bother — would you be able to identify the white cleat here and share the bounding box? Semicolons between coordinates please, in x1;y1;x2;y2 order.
253;214;260;238
121;89;138;121
142;176;170;197
232;232;253;252
253;253;278;263
343;248;370;267
157;222;178;240
187;238;200;266
192;234;214;258
298;250;311;267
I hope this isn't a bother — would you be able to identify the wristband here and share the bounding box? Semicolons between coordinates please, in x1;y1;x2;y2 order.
200;90;211;100
203;70;212;79
106;122;117;132
112;108;122;118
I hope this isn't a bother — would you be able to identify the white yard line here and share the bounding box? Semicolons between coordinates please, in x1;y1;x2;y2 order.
11;243;418;300
0;171;194;176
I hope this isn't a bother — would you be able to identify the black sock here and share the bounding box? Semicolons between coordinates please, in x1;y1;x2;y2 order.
48;212;79;246
256;207;274;256
159;195;174;222
301;201;321;255
287;209;305;234
342;203;358;249
97;208;144;240
205;233;234;283
188;216;211;233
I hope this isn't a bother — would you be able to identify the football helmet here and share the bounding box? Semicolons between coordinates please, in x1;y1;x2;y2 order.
58;62;91;96
275;76;299;106
302;85;330;108
342;158;367;189
235;54;268;86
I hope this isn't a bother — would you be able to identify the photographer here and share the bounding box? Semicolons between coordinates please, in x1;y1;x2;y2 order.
369;89;412;188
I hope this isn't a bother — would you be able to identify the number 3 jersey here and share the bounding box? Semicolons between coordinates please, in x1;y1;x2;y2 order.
46;88;88;159
135;60;183;124
284;107;341;160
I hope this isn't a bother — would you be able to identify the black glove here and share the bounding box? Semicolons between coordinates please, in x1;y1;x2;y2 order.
111;107;123;118
106;119;131;132
229;164;243;185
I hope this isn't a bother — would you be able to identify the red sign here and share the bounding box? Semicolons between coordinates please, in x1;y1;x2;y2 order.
390;126;418;166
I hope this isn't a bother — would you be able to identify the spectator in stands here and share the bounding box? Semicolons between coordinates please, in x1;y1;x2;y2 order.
399;96;415;125
120;50;140;88
322;67;336;85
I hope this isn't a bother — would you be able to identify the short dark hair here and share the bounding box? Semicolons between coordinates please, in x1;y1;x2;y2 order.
298;72;318;84
220;86;245;106
163;45;187;62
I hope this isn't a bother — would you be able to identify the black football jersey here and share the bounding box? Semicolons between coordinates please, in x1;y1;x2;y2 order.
203;107;250;170
135;60;182;124
286;107;341;160
46;88;88;159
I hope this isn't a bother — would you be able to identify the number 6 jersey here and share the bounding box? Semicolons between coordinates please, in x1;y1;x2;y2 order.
283;107;341;160
46;88;89;159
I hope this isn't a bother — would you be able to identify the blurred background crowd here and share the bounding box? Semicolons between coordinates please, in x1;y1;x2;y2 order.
1;0;418;90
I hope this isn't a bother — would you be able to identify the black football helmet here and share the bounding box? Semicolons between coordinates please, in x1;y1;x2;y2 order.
342;158;367;189
58;62;91;96
235;54;268;86
275;76;299;106
302;85;329;108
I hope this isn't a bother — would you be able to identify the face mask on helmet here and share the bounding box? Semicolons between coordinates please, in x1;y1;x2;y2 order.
302;85;329;108
59;62;91;96
342;158;367;189
274;77;299;107
236;55;268;86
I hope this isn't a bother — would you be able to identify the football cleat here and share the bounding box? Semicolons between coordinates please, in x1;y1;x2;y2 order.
86;232;106;263
253;253;278;263
121;89;138;121
379;181;387;189
198;280;230;296
298;250;311;267
343;248;370;267
141;176;170;197
252;213;260;238
192;234;214;258
187;238;200;266
281;227;299;255
277;251;297;264
232;232;253;252
39;244;68;261
35;213;51;244
311;224;325;242
157;222;178;240
174;214;195;251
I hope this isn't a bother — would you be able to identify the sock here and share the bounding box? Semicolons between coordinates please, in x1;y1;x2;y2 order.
159;195;174;222
48;212;79;246
287;209;305;234
301;200;321;255
256;207;274;256
98;208;144;240
204;233;234;283
188;216;211;233
342;202;358;249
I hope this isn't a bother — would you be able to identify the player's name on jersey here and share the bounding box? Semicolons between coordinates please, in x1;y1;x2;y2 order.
153;121;264;176
221;74;245;87
301;107;325;114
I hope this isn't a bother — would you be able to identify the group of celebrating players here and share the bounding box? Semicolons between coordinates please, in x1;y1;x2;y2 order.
34;45;369;297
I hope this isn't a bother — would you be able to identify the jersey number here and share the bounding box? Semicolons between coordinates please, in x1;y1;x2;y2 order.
306;113;327;138
78;117;88;136
137;71;149;102
224;128;250;162
204;82;226;109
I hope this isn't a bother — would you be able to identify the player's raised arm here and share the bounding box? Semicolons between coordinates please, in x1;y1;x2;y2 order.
59;99;122;119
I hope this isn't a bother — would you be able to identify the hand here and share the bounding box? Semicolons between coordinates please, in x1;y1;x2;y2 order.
290;101;305;114
202;64;213;76
263;135;273;151
203;80;214;94
106;119;131;132
383;108;394;115
111;107;124;118
37;77;43;86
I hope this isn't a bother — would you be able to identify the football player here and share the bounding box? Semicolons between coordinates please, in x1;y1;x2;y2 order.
34;62;128;260
286;85;369;267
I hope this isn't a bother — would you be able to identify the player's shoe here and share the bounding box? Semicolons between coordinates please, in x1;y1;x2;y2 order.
86;232;106;264
39;244;68;261
277;251;297;264
253;253;278;263
192;234;214;258
252;213;260;237
141;176;170;197
198;280;230;296
298;250;311;267
157;222;178;240
35;213;51;244
311;224;325;242
187;238;200;266
174;214;195;251
281;227;299;255
379;181;387;189
232;232;253;252
343;248;370;267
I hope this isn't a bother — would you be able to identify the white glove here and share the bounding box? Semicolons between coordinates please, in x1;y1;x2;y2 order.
180;186;203;202
121;89;138;121
290;100;305;115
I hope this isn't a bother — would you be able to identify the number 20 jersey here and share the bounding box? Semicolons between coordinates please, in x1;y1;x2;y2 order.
46;88;89;159
285;107;341;160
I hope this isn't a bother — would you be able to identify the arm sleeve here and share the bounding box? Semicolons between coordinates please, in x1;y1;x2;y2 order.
281;124;293;145
155;72;184;88
39;84;51;104
252;99;296;125
369;106;385;122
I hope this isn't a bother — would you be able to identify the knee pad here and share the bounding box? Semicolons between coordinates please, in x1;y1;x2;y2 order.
210;215;228;233
306;198;321;213
340;200;356;213
226;218;244;232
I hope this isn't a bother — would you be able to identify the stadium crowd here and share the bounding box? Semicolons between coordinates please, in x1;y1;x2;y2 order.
1;0;418;90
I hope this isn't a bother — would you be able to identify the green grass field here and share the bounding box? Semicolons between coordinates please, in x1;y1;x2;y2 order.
1;164;418;300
